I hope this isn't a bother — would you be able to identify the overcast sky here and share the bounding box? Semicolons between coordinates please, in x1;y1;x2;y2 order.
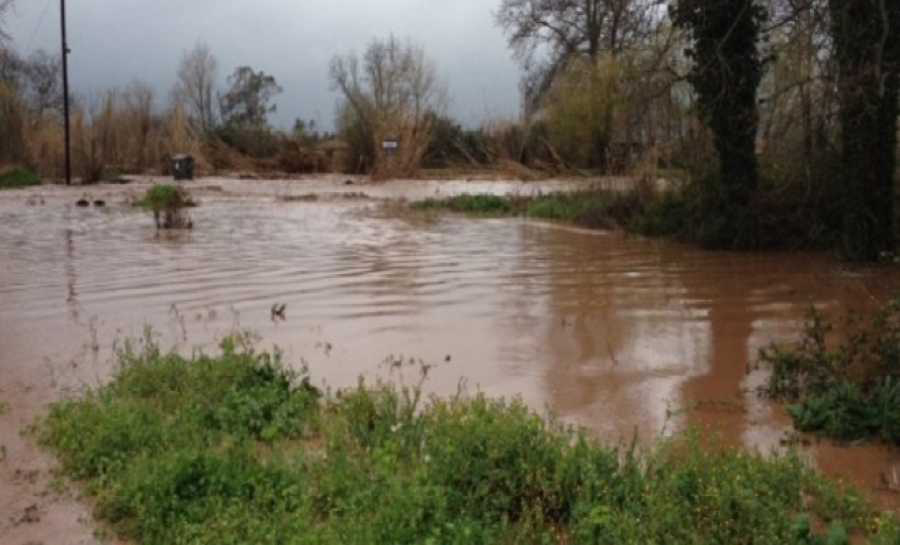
8;0;523;130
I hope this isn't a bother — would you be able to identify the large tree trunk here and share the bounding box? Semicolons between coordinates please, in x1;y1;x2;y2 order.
711;98;760;206
831;0;900;260
703;0;763;206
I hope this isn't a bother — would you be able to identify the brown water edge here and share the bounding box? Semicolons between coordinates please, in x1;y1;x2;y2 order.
2;176;900;544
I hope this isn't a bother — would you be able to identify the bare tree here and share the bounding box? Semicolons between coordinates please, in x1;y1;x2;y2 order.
21;50;63;119
330;35;445;178
756;0;835;166
496;0;658;112
122;81;156;170
0;0;23;164
174;43;218;134
0;0;18;85
0;0;14;46
0;46;21;88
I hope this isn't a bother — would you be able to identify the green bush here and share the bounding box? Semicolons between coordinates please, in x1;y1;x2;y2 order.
138;184;194;229
761;299;900;443
526;192;610;226
139;184;189;212
0;166;40;189
39;337;897;545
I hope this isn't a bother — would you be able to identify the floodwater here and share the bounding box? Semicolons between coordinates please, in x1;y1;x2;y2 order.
2;175;900;542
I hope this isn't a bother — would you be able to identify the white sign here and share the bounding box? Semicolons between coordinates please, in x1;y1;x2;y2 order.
382;140;399;150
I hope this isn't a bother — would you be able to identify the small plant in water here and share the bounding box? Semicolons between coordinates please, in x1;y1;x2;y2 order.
138;184;193;229
760;298;900;443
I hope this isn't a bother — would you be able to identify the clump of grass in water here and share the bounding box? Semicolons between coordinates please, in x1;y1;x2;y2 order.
0;167;40;190
405;176;852;252
525;191;622;229
37;333;898;545
137;184;194;229
412;194;518;215
760;298;900;444
410;189;657;231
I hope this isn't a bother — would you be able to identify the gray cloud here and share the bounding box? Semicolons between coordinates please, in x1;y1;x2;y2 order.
9;0;523;130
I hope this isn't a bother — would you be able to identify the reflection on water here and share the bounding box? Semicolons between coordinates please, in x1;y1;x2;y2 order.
1;178;899;509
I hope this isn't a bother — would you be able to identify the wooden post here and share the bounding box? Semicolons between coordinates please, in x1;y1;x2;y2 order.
60;0;71;185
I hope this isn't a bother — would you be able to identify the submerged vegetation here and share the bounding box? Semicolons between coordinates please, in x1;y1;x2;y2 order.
0;166;40;189
412;189;652;232
39;335;899;545
410;174;851;251
413;194;520;215
137;184;194;229
761;299;900;443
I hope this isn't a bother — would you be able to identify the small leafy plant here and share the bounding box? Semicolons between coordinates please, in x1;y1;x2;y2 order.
760;299;900;442
137;184;194;229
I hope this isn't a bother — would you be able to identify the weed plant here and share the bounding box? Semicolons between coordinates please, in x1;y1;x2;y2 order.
0;166;40;189
137;184;193;229
760;299;900;442
38;333;899;545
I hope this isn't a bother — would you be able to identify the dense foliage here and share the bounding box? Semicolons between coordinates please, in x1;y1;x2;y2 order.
762;299;900;443
0;165;39;189
40;336;896;545
138;184;193;229
670;0;767;245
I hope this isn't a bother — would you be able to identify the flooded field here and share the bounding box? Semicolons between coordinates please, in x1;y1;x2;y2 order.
2;175;900;542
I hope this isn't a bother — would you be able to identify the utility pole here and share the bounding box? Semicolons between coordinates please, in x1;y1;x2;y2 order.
60;0;71;186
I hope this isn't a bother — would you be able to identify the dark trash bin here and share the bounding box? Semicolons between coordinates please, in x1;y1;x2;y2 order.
172;154;195;181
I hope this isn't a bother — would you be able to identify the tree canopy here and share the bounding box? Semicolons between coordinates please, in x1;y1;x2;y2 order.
219;66;282;130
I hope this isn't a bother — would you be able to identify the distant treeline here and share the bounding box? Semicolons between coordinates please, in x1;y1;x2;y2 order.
0;0;898;259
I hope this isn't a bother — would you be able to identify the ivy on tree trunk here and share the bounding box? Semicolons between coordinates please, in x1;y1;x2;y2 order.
671;0;766;208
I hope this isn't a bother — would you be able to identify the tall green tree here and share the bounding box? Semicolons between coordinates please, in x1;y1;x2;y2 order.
829;0;900;261
217;66;282;158
671;0;767;210
219;66;282;130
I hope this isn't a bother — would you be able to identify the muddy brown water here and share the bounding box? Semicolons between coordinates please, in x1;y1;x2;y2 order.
2;175;900;542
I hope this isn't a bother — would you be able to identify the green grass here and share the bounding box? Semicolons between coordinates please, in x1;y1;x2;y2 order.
405;173;861;252
0;167;40;189
408;188;683;234
410;191;633;229
37;333;900;545
760;299;900;444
